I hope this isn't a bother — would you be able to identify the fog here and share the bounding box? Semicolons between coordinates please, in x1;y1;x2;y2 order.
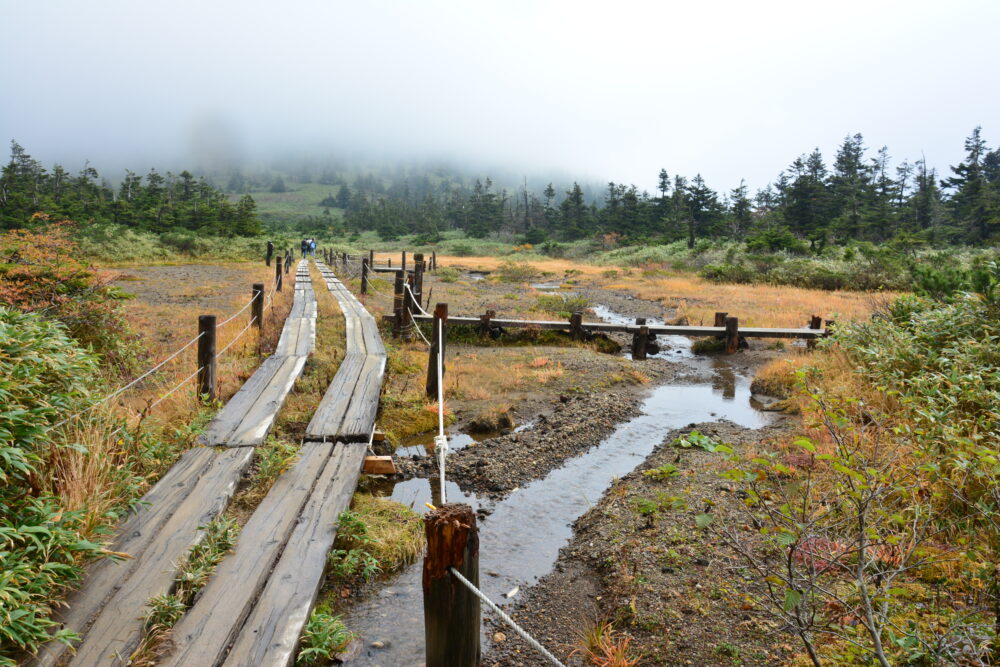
2;0;998;192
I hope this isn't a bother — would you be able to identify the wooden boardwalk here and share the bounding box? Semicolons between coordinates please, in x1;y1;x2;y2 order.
35;259;386;667
304;261;387;443
386;313;826;339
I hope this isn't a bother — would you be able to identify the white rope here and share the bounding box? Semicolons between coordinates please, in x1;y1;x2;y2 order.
435;317;448;503
49;331;205;430
406;309;431;347
218;316;258;356
146;366;203;411
448;567;567;667
404;284;432;316
217;295;255;328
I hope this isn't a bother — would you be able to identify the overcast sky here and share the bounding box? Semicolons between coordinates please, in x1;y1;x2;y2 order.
2;0;998;193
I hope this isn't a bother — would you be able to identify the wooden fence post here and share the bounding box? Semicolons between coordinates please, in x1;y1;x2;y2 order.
275;257;283;292
402;275;416;341
431;251;437;271
393;270;405;337
387;258;392;268
413;252;425;303
479;309;494;338
570;311;583;340
725;316;739;354
426;303;448;398
807;314;822;349
251;283;264;330
197;315;217;402
424;504;480;667
285;253;291;274
265;240;273;267
369;249;374;268
632;317;648;360
361;258;369;295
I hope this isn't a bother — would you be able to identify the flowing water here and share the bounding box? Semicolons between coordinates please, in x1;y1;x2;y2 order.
342;306;770;665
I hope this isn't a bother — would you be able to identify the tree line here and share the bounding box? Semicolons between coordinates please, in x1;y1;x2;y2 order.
0;142;262;236
339;128;999;247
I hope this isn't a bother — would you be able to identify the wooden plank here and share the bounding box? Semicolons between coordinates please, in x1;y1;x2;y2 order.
363;455;396;475
223;355;308;447
380;314;826;338
66;447;254;666
222;443;367;667
32;448;216;667
197;355;286;447
303;353;366;440
161;443;335;667
338;355;386;441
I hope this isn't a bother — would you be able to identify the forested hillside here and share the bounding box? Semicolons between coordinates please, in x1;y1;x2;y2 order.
0;142;261;236
327;128;1000;246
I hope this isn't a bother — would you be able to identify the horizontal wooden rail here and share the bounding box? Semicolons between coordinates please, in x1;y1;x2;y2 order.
381;313;826;339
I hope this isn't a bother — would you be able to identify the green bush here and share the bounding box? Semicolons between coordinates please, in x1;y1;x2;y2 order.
436;267;461;283
494;261;539;283
0;308;106;662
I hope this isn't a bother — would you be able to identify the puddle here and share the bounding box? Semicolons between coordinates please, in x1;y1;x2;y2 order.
529;281;563;290
467;271;488;282
342;351;769;664
395;422;535;458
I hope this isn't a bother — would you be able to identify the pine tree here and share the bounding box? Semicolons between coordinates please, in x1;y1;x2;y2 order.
943;126;997;243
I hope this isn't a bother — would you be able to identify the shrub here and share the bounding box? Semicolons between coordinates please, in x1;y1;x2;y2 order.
494;261;539;283
436;266;460;283
0;308;106;661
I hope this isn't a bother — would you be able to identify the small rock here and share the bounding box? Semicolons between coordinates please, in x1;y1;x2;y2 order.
493;632;507;643
370;640;389;649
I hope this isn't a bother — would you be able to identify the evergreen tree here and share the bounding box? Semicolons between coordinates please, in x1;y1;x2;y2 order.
943;126;998;243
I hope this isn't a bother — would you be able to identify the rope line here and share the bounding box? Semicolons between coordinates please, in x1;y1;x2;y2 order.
406;309;432;347
404;284;432;316
146;366;204;411
448;567;567;667
218;316;258;356
217;295;255;328
49;331;205;430
435;316;448;504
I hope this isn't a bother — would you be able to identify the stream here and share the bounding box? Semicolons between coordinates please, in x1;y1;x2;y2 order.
341;305;770;665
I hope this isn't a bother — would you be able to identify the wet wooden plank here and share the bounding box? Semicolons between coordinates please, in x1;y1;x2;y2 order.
338;355;386;441
161;443;335;667
66;447;254;666
32;448;216;667
223;355;307;447
303;353;366;441
222;443;367;667
197;355;286;446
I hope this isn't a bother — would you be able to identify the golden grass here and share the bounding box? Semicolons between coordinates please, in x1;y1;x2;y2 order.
347;493;425;573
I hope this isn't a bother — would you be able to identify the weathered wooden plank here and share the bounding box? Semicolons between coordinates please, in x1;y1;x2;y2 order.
303;353;366;440
223;355;308;447
197;354;286;446
222;443;367;667
380;314;826;339
338;355;386;441
32;448;216;667
66;447;254;666
161;443;335;667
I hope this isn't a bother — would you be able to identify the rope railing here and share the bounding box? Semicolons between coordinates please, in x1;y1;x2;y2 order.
218;315;258;356
434;317;448;503
448;567;567;667
146;365;204;411
404;284;432;317
48;330;206;431
217;295;255;328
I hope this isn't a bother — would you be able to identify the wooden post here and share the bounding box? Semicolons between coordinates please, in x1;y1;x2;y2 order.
426;303;448;398
341;252;347;270
570;311;583;340
251;283;264;330
478;309;495;338
423;504;480;667
413;253;425;303
431;251;437;271
197;315;217;402
285;253;291;274
401;250;407;272
369;249;374;268
275;257;283;292
807;314;822;349
361;257;369;295
387;258;392;268
725;316;739;354
714;312;728;327
265;240;273;267
393;270;405;337
824;320;835;338
632;317;648;360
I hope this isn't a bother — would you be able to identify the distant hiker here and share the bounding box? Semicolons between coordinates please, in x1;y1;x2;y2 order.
309;239;317;257
301;238;308;258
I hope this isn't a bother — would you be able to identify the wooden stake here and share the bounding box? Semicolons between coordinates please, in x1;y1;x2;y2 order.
413;252;425;304
632;317;648;360
714;312;728;328
426;303;448;398
197;315;217;402
361;258;369;295
401;250;407;272
725;316;739;354
423;504;480;667
265;240;273;267
570;311;584;340
393;270;405;337
251;283;264;330
369;249;374;268
807;314;822;349
479;309;495;338
431;250;437;271
402;274;416;341
275;257;283;292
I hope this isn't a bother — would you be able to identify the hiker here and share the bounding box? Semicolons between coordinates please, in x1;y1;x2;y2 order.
309;239;317;257
300;238;308;259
